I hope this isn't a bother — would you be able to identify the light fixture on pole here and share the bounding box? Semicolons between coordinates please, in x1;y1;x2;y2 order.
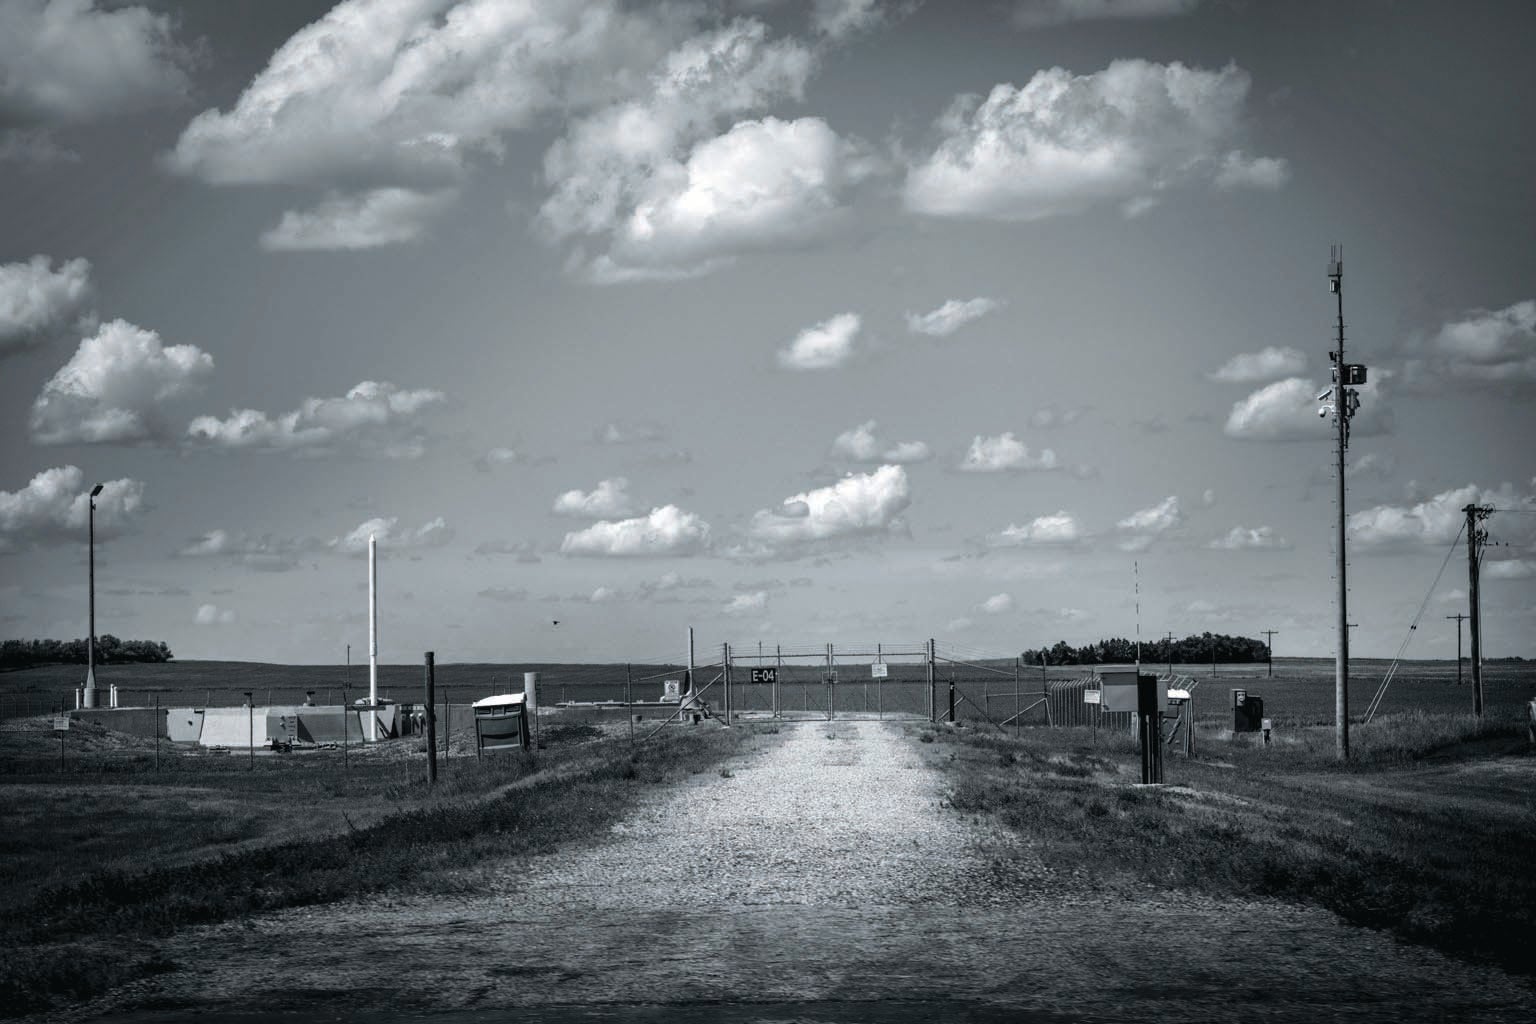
84;484;104;709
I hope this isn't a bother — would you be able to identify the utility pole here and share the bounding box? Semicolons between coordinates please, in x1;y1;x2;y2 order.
1464;504;1494;716
1323;245;1368;760
1164;632;1175;678
1262;630;1279;678
1445;613;1467;686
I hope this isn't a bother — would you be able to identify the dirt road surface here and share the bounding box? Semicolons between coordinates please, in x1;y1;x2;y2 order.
73;721;1535;1023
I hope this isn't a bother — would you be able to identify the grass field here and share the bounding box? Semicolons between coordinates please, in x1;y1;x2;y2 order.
919;712;1536;980
0;717;762;1018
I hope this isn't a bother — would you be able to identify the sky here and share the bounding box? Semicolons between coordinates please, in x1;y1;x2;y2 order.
2;0;1534;666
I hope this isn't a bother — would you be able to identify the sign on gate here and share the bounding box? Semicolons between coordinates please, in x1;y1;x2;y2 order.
871;662;889;678
53;716;70;731
662;680;681;702
1083;690;1101;705
750;667;777;684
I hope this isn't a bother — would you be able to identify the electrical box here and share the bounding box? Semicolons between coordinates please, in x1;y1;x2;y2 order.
1232;689;1264;732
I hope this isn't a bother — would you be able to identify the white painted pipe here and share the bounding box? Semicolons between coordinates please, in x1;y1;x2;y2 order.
368;533;378;741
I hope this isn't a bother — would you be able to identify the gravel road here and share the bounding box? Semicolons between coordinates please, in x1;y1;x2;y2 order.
77;720;1536;1023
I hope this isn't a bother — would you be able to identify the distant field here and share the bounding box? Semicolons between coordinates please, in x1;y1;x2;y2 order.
3;656;1531;724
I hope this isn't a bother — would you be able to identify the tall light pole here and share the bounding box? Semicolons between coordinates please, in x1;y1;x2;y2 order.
1262;630;1279;678
1323;246;1367;760
84;483;104;709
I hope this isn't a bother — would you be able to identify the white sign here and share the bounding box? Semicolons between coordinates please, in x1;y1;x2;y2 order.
662;680;681;703
1262;718;1273;732
871;662;889;679
1084;690;1101;705
53;716;70;731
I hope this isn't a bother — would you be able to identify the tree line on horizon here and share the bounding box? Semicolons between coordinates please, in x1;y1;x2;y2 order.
1;637;174;671
1021;632;1270;667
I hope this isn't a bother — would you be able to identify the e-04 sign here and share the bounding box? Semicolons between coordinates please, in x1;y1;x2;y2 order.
750;667;777;684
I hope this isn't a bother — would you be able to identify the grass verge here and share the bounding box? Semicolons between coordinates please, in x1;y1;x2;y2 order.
0;723;756;1018
919;716;1536;978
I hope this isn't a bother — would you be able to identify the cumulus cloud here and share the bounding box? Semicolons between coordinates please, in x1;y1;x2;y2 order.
1224;376;1391;441
1213;150;1291;190
478;586;530;602
167;0;685;188
1116;495;1181;551
553;477;636;518
831;421;931;464
1208;346;1306;383
988;511;1082;547
0;0;195;124
905;297;1001;337
746;465;910;552
778;312;861;370
0;465;143;553
536;17;873;281
31;319;212;444
812;0;885;39
1012;0;1200;29
1398;300;1536;393
187;380;444;458
0;255;92;352
958;432;1057;472
724;590;768;615
560;505;710;557
904;60;1284;222
979;592;1014;614
1027;406;1083;429
595;420;667;445
1350;482;1536;549
260;188;457;251
473;539;542;562
1483;559;1535;581
475;447;531;471
176;529;319;572
584;116;877;282
331;516;454;555
194;603;237;626
1207;525;1292;551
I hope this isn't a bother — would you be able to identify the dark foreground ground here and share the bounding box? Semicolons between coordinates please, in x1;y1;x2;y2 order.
7;713;1531;1024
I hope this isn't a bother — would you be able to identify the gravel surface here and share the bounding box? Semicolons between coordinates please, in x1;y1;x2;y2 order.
63;720;1536;1023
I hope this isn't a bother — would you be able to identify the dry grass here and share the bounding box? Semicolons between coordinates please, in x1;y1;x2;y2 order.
919;715;1536;979
0;722;756;1018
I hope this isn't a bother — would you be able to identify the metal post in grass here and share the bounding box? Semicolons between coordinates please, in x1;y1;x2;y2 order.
1446;614;1466;686
443;685;450;774
1014;657;1021;738
775;644;782;719
423;652;437;786
626;663;634;742
341;677;348;773
926;639;936;723
154;693;160;772
244;690;254;770
723;643;732;726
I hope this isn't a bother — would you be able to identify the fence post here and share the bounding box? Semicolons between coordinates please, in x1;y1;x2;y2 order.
154;693;160;772
826;643;834;722
423;652;437;786
926;639;936;723
1014;657;1021;738
775;644;782;719
723;643;732;726
443;685;450;773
